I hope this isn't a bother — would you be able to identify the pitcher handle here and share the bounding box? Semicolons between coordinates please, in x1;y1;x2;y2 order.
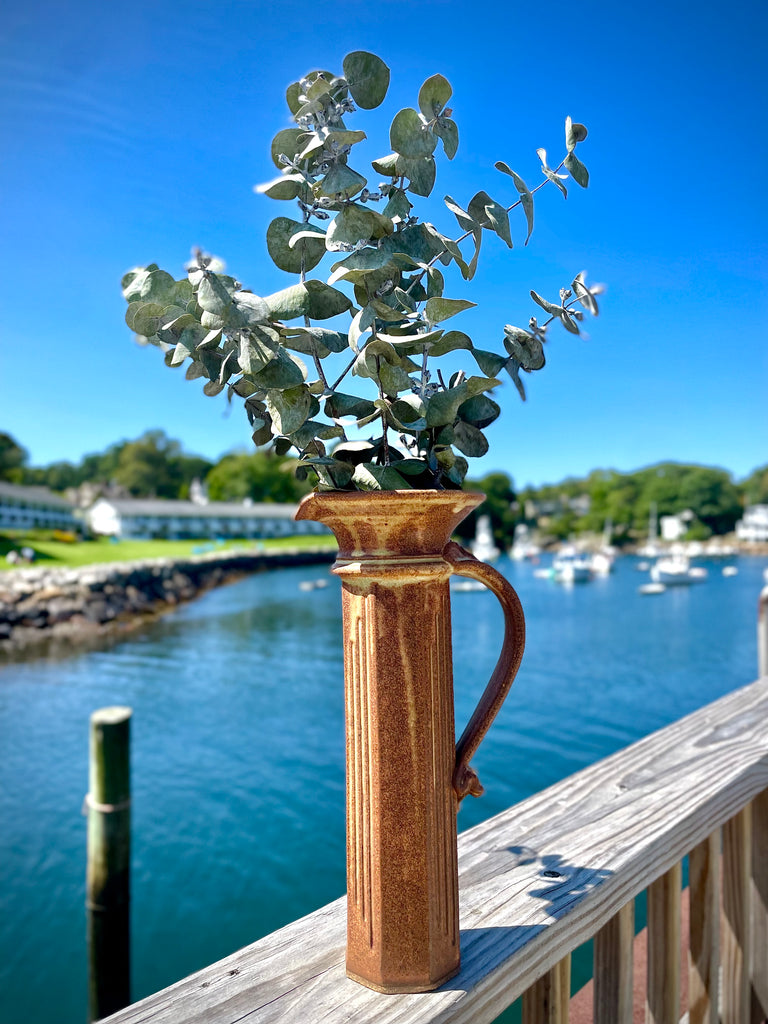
444;541;526;803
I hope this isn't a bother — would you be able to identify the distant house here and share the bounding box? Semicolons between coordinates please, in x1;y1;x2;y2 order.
660;510;694;542
0;481;79;532
735;505;768;543
84;497;328;540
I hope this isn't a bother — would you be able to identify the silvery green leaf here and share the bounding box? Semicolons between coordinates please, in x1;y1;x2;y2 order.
263;280;352;321
426;265;444;299
565;116;588;152
122;267;178;305
537;148;568;198
418;74;452;119
291;420;344;449
342;51;390;109
444;195;476;233
457;393;500;428
452;421;488;457
250;347;305;389
325;392;377;419
270;128;304;169
420;224;469;278
286;81;301;114
505;358;527;400
267;217;326;274
388;393;427;430
230;377;258;397
382;187;411;222
390;108;437;159
424;296;476;324
353;338;399;378
170;340;193;367
379;361;413;394
326;204;393;248
229;292;269;328
239;334;278;375
444;453;469;486
572;272;599;315
393;286;417;313
379;223;441;265
368;298;408;322
403;155;436;197
200;310;227;330
433;117;458;159
281;326;348;358
131;302;165;337
564;152;589;188
265;385;313;434
197;274;238;315
429;330;472;356
185;360;206;381
203;380;225;397
467;226;482;280
559;310;580;334
530;290;565;317
503;328;545;371
255;174;307;201
251;418;274;446
317;162;367;200
353;463;412;491
328;246;398;285
197;328;223;349
494;161;535;243
348;305;373;352
371;153;406;176
472;349;508;376
468;190;512;248
299;128;366;160
425;375;500;427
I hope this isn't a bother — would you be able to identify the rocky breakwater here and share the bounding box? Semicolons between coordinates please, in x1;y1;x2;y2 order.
0;547;335;653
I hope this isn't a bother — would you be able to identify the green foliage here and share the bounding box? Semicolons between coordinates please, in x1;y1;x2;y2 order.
111;430;213;499
121;52;598;491
205;451;311;503
0;432;28;483
454;472;517;545
741;464;768;505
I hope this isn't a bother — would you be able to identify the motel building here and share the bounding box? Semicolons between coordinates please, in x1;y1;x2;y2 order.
84;497;328;541
0;481;79;532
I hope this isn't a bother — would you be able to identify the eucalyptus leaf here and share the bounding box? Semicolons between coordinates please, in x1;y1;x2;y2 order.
328;246;399;285
429;330;473;356
370;152;406;176
197;274;238;316
564;152;589;188
267;217;326;274
472;349;508;376
425;296;476;324
255;174;307;201
326;204;393;248
452;421;488;457
572;271;599;316
560;310;580;334
203;380;226;397
444;195;476;233
286;81;302;114
418;74;452;120
403;156;436;197
281;326;349;357
342;51;390;109
325;392;378;419
530;290;564;317
270;128;304;169
239;334;278;375
250;347;306;389
263;280;352;321
390;108;437;159
433;117;458;159
353;463;412;490
382;188;412;222
265;385;313;434
565;116;588;152
425;375;500;427
457;393;501;428
317;162;367;199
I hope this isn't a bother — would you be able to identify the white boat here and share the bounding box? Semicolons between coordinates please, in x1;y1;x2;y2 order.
590;548;617;576
638;582;666;595
553;547;593;583
509;523;541;561
451;580;486;593
637;502;663;559
650;556;707;586
470;515;500;563
722;566;738;577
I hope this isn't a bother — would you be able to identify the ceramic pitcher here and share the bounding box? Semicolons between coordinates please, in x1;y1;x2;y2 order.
296;489;525;993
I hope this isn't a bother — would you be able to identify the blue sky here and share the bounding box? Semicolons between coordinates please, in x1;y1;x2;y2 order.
1;0;766;488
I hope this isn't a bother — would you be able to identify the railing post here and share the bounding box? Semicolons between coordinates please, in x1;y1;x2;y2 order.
758;586;768;680
646;861;682;1024
522;955;571;1024
751;789;768;1024
86;706;132;1022
689;830;721;1024
594;901;634;1024
722;805;752;1024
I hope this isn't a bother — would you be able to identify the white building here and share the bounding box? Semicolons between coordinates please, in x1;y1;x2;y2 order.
0;481;79;532
84;497;328;540
660;510;694;542
735;505;768;543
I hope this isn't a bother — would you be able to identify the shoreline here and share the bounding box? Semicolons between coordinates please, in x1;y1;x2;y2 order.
0;547;335;658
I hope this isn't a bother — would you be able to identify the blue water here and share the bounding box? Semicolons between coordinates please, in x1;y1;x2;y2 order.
1;555;765;1023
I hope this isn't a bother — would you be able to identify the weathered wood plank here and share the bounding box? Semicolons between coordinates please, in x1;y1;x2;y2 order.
689;831;720;1024
594;900;634;1024
522;955;570;1024
750;789;768;1024
104;677;768;1024
723;806;752;1024
646;861;682;1024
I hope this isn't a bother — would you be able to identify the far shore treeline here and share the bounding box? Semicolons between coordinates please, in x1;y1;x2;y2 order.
1;429;766;548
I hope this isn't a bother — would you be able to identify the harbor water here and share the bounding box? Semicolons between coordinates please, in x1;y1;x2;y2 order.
1;553;765;1022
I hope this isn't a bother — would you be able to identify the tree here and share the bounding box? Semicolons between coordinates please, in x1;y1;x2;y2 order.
741;465;768;506
206;451;311;503
0;432;28;483
112;430;213;499
455;471;516;545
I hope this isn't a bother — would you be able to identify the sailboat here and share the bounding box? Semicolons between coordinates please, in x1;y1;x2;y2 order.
637;502;663;559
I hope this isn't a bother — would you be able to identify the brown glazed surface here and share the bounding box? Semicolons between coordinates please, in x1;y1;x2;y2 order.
296;490;524;993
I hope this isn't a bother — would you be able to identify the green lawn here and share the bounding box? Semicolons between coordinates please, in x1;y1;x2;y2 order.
0;531;337;571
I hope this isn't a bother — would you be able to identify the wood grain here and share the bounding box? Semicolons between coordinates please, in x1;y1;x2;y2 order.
522;955;570;1024
104;677;768;1024
752;790;768;1023
646;861;682;1024
594;900;634;1024
689;831;720;1024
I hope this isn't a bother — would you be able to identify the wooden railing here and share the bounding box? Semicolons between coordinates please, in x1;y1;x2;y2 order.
107;611;768;1024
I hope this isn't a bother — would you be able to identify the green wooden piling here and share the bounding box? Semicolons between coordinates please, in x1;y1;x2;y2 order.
86;706;132;1022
